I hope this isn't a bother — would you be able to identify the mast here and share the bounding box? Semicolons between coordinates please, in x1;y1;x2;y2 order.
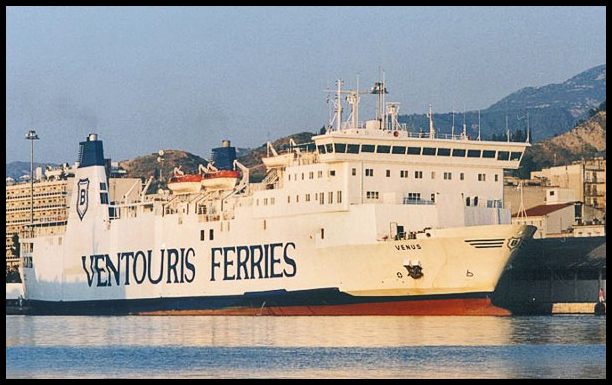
355;74;360;129
335;79;343;131
506;114;510;142
371;72;388;129
477;110;481;141
526;112;530;143
427;105;435;138
386;102;401;131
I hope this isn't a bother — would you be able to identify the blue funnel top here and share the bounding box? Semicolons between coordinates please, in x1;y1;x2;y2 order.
78;134;105;168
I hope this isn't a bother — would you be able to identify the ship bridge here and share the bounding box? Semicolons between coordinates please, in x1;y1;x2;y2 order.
312;129;528;170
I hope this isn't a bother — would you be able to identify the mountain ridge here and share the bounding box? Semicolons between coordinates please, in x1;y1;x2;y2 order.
399;64;606;142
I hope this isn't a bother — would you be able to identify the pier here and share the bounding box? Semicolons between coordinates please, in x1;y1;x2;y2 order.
492;235;606;315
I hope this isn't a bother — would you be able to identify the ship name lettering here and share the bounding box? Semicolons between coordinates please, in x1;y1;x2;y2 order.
394;244;422;251
80;247;196;287
210;242;297;281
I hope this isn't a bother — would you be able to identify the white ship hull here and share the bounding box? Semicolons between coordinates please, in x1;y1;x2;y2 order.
22;197;534;315
19;81;536;315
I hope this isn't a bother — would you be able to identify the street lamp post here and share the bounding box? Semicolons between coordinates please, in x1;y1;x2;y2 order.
25;130;39;225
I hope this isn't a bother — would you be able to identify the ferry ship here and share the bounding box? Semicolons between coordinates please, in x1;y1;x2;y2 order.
19;79;536;315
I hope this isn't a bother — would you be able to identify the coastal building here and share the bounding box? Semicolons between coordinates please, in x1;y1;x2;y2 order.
5;171;143;270
511;202;577;239
584;158;606;210
6;179;70;269
530;157;606;212
497;161;606;314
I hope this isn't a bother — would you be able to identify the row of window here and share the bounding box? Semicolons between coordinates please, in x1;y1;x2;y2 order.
100;182;109;205
360;168;498;182
288;169;336;181
257;191;344;206
286;166;501;182
318;143;522;161
401;193;502;207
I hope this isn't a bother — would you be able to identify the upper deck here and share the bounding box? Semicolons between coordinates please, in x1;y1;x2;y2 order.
312;127;528;170
265;78;531;171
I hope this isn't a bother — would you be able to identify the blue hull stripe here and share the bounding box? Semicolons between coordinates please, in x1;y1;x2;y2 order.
24;289;493;315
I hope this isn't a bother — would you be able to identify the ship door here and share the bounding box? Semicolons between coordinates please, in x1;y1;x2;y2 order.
390;222;405;240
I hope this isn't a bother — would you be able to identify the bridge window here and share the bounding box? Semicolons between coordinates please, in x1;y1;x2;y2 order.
361;144;375;153
422;147;436;156
334;143;347;153
467;149;481;158
407;147;421;155
376;145;391;153
452;149;466;157
483;150;496;158
347;144;360;154
497;151;510;160
392;146;406;154
510;151;522;160
326;143;334;153
317;145;326;154
437;148;451;156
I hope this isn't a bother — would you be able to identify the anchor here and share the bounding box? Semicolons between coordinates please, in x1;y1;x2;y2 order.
403;260;424;279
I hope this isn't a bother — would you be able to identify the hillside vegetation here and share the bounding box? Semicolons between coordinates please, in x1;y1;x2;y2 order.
516;104;606;178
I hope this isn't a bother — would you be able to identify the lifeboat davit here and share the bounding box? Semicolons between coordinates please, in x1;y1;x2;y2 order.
201;170;240;191
167;174;202;194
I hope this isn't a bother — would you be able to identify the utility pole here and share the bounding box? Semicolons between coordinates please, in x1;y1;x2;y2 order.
25;130;39;225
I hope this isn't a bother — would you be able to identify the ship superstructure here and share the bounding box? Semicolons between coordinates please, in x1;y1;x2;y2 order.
19;79;535;315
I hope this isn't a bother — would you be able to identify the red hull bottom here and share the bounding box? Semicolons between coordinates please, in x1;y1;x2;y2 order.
139;298;511;316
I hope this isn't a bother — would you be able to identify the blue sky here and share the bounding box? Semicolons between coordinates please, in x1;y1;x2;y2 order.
6;6;606;164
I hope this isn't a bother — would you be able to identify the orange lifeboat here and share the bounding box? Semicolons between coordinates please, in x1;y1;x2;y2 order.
201;170;240;191
167;167;203;194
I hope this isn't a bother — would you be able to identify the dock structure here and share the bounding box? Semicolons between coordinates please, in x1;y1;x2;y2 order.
493;235;606;314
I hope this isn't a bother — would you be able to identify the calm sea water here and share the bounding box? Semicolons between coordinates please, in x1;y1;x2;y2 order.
6;315;606;379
